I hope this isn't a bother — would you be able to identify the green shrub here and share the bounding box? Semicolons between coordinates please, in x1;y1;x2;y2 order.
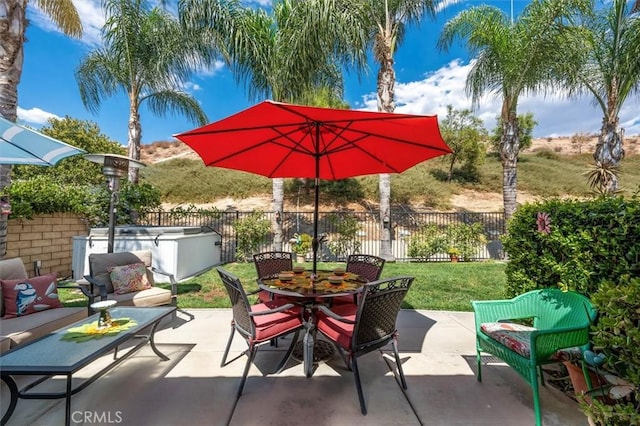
448;222;488;261
326;213;361;259
407;223;448;259
7;176;87;218
291;233;312;255
582;275;640;425
502;196;640;297
233;211;270;262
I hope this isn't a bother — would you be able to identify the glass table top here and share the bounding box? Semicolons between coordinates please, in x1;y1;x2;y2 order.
0;306;174;373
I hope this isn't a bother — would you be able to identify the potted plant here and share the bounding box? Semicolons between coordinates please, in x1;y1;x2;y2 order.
447;247;460;262
291;233;312;262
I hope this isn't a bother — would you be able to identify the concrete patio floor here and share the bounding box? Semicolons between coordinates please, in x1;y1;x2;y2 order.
1;309;588;426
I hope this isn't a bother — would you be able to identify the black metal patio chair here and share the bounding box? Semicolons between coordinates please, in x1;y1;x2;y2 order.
316;276;414;414
217;267;303;398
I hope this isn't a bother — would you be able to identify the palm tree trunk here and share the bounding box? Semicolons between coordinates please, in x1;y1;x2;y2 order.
0;0;26;258
594;117;624;193
127;106;142;184
377;50;395;261
500;115;520;221
272;178;284;251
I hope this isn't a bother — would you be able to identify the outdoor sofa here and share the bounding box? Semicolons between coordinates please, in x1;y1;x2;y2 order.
0;257;87;354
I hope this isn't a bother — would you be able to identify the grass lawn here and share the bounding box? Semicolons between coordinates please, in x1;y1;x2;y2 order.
61;261;507;312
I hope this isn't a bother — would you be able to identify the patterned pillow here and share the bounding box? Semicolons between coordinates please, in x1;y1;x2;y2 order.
108;263;151;295
1;273;62;318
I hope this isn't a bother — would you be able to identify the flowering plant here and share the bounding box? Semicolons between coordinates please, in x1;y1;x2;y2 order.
536;212;551;234
290;233;312;254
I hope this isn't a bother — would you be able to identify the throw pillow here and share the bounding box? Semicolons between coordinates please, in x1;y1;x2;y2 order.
1;273;61;318
109;263;151;295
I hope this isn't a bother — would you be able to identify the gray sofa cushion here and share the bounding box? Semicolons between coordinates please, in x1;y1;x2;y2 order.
0;307;87;353
107;286;172;307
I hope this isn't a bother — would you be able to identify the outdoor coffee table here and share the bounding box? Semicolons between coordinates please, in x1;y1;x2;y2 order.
259;270;366;378
0;306;175;426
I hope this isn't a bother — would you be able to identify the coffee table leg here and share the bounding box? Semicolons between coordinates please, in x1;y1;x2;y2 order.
65;374;72;426
149;320;170;361
1;374;18;426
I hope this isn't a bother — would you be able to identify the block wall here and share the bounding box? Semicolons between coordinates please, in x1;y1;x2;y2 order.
4;213;89;279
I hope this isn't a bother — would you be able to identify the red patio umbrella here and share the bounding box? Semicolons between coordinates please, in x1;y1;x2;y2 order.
174;100;452;273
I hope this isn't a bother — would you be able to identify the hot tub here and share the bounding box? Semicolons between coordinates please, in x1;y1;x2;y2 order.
72;226;222;282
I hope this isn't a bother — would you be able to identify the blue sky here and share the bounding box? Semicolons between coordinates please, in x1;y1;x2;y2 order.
17;0;640;147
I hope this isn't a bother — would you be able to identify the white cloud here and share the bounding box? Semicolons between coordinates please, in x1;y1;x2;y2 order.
196;60;226;77
17;107;61;126
358;59;640;137
182;81;201;92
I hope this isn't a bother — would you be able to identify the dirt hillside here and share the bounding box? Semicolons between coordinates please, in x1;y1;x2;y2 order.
140;135;639;212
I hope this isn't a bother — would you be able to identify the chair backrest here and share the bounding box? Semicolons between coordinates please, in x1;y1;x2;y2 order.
521;288;597;330
346;254;386;282
87;250;154;294
217;267;255;338
352;276;414;352
253;251;293;279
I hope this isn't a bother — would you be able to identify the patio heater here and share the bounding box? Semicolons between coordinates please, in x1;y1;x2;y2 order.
84;154;146;253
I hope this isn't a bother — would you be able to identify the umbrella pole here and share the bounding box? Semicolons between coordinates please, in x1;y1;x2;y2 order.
312;177;319;275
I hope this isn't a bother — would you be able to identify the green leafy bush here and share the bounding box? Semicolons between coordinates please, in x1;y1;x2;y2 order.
326;213;361;259
8;177;160;227
407;223;448;259
291;233;312;255
407;222;487;261
581;275;640;425
448;222;487;261
7;176;88;218
502;196;640;297
233;211;270;262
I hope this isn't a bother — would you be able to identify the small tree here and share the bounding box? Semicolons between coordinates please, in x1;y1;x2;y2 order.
439;105;488;182
233;211;270;262
490;112;537;152
571;131;590;154
327;213;361;260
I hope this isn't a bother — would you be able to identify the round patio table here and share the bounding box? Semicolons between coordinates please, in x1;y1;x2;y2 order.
258;270;367;377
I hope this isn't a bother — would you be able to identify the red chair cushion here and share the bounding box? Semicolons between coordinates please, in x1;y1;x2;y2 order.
317;304;357;350
251;301;302;343
330;294;358;306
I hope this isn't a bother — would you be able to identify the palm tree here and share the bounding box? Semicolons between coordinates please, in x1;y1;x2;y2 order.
438;0;592;220
563;0;640;193
0;0;81;257
182;0;366;251
75;0;220;184
354;0;439;260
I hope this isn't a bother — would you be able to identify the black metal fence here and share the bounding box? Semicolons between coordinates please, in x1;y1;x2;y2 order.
138;210;506;263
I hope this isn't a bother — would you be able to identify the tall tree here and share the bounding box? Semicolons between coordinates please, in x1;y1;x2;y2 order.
438;0;592;220
0;0;82;257
182;0;365;251
343;0;439;260
75;0;218;184
562;0;640;193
